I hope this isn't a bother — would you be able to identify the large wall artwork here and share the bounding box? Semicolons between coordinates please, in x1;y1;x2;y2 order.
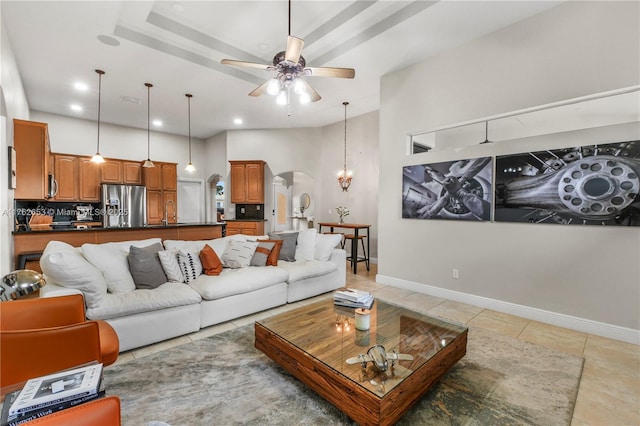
495;140;640;226
402;156;493;221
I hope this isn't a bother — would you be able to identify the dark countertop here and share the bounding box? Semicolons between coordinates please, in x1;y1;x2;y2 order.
13;222;225;234
223;219;267;222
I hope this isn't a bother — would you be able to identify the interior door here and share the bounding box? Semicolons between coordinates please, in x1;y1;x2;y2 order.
177;178;204;223
273;181;291;231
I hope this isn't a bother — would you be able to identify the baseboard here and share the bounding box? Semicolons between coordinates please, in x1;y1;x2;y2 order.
376;274;639;345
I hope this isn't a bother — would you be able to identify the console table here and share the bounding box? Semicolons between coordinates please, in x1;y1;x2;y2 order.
318;222;370;274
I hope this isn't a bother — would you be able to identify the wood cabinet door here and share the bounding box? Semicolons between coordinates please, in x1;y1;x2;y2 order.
78;157;101;201
14;119;50;200
53;154;77;201
245;162;265;203
101;159;122;183
123;161;142;184
230;163;247;203
163;191;178;223
225;222;241;235
143;164;162;190
147;190;163;225
161;163;177;191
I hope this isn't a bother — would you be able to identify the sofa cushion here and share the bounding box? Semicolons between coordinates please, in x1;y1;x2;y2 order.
164;235;249;258
315;233;343;261
128;243;167;290
178;250;203;283
189;266;289;300
200;244;223;276
158;249;184;283
82;238;162;294
222;240;259;268
268;232;298;261
277;260;338;283
264;239;283;266
85;282;201;320
40;241;107;309
250;241;275;267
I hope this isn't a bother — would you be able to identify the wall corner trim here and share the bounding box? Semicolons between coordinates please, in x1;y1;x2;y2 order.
376;274;640;345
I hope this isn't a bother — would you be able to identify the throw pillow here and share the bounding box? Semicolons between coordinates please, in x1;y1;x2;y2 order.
250;241;275;267
221;240;259;269
127;243;167;290
294;228;317;262
268;232;298;262
261;239;283;266
158;249;184;283
314;233;343;261
200;244;223;276
177;249;203;283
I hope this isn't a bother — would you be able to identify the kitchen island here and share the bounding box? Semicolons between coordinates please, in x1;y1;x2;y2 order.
13;222;225;271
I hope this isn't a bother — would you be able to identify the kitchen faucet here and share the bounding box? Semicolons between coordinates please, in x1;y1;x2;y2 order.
164;199;176;225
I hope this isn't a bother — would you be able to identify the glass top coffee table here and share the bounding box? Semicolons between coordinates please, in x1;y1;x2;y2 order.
255;298;468;425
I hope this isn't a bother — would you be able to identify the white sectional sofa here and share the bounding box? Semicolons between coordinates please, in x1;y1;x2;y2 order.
39;230;345;352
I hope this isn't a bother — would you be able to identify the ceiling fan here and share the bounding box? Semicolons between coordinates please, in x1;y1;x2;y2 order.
220;0;355;105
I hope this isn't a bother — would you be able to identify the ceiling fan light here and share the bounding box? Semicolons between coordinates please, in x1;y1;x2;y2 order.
267;78;280;96
276;90;287;106
293;78;306;95
299;92;311;104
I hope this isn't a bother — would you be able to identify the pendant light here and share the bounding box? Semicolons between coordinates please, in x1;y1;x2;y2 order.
90;69;106;164
337;101;353;191
184;93;195;172
142;82;155;168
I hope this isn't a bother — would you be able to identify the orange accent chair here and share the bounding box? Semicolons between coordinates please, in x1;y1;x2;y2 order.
22;396;122;425
0;294;119;389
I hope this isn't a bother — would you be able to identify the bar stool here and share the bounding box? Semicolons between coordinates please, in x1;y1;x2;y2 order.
342;234;369;271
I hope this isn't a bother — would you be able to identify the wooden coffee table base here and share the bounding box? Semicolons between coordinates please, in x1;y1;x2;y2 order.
255;322;468;426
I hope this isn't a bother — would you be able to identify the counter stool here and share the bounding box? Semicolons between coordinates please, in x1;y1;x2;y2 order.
343;234;369;271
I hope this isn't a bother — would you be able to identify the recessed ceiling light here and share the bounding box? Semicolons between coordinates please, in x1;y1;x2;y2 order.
153;120;163;127
257;43;269;51
70;104;82;112
233;118;243;125
97;35;120;47
74;82;88;91
171;2;185;12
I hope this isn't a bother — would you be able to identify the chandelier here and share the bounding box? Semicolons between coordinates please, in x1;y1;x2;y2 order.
337;101;353;191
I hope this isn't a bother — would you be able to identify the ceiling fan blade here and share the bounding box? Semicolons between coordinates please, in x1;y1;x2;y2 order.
248;80;272;97
285;36;304;64
305;66;355;79
221;59;272;70
301;79;321;102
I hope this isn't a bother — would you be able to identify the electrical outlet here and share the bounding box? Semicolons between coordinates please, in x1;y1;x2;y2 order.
328;209;332;214
452;269;459;279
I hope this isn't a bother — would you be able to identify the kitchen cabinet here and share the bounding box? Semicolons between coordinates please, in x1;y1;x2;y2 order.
229;160;265;204
78;156;100;201
13;119;53;200
123;161;142;184
53;154;77;201
101;159;122;183
225;221;264;236
142;161;178;224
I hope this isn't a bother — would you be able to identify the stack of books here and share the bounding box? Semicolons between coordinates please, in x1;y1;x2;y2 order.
1;364;105;426
334;288;374;309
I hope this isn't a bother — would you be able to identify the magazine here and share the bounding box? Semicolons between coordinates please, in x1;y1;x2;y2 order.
334;288;372;303
334;294;374;309
8;364;103;417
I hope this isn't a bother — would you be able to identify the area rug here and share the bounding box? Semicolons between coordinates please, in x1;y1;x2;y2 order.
104;325;583;425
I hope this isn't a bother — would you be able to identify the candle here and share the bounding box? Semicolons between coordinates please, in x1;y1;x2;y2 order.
355;308;371;331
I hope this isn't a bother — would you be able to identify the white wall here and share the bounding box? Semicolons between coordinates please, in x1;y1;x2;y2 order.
204;131;227;222
1;11;30;275
30;111;207;181
379;1;640;341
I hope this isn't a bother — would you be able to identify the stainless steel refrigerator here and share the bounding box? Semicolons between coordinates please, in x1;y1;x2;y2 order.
101;184;147;228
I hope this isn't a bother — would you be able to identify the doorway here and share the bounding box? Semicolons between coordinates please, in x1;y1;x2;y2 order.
177;178;205;223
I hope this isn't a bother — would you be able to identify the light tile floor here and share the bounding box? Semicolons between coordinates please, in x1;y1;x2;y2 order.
116;263;640;426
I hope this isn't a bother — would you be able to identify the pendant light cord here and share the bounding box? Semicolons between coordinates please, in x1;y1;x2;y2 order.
343;101;348;170
288;0;291;36
145;83;152;159
187;94;192;162
97;72;102;152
